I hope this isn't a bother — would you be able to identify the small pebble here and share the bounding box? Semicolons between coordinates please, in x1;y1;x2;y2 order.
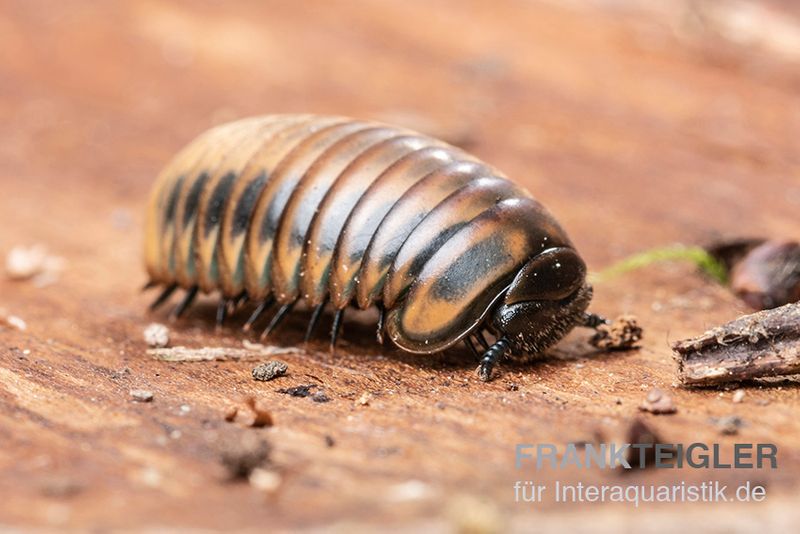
143;323;170;348
248;467;282;493
130;389;154;402
355;392;372;406
0;314;26;331
732;389;746;403
639;388;677;414
716;415;744;435
252;361;288;382
5;244;63;281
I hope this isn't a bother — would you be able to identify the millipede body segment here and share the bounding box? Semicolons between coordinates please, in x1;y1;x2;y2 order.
144;114;604;380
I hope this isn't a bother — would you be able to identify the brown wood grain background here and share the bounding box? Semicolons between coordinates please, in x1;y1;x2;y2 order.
1;0;799;530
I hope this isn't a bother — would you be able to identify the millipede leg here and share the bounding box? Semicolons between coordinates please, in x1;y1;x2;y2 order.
215;299;229;332
330;309;345;351
582;312;609;329
226;292;248;316
478;336;510;382
475;330;490;351
304;298;328;343
141;280;158;292
169;285;199;320
149;283;178;311
260;301;295;340
464;336;480;359
243;297;274;333
376;306;385;344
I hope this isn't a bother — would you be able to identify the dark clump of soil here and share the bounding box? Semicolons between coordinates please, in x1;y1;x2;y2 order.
589;315;643;351
729;240;800;310
278;385;315;397
311;391;330;403
252;361;288;382
624;418;667;470
218;432;272;479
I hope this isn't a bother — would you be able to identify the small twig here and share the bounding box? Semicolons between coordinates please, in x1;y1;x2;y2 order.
148;342;304;362
674;302;800;387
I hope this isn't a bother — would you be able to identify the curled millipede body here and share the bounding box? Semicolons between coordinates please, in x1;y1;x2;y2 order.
144;114;604;380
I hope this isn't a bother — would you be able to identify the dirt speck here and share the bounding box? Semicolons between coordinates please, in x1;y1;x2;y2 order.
252;360;288;382
278;385;315;398
39;475;83;498
130;389;154;402
218;432;271;479
732;389;745;403
355;392;372;406
225;397;273;427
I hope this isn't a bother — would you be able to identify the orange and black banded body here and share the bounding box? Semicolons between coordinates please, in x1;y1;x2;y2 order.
144;115;603;380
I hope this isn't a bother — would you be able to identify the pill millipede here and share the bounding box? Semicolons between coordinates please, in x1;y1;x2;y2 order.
143;114;606;380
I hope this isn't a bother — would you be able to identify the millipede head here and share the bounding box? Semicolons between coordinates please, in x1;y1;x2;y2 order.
491;247;592;356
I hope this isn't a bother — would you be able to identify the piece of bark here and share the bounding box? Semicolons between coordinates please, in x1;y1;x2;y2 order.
674;302;800;386
148;344;303;362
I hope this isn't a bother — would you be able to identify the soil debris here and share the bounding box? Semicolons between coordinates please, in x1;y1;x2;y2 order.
218;432;271;479
355;392;372;406
277;384;330;403
130;389;154;402
324;435;336;447
148;344;303;362
638;388;677;414
311;391;331;403
590;315;643;351
143;323;170;348
252;361;288;382
674;302;800;386
732;389;745;403
278;385;315;398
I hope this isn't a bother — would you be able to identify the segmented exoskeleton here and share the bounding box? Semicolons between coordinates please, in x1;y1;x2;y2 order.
144;114;605;380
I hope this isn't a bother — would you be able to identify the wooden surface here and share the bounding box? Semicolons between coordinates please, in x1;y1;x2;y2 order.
1;0;799;531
